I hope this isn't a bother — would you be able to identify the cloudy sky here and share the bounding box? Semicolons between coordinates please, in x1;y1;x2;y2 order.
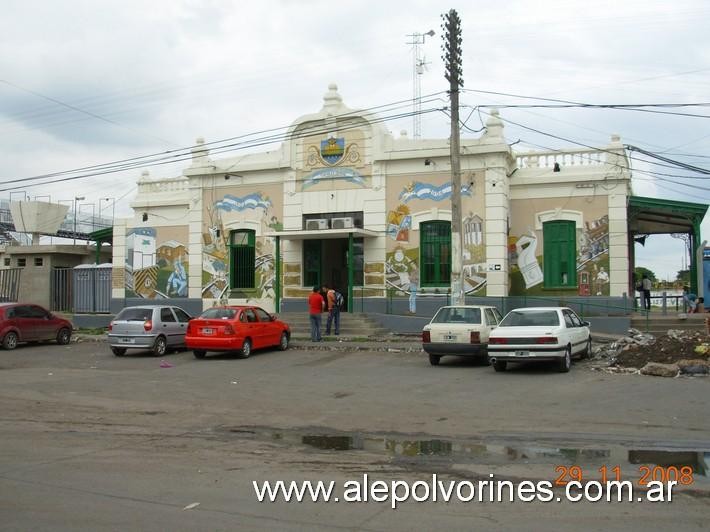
1;0;709;280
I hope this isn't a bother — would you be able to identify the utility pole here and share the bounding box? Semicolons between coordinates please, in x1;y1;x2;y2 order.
442;8;464;305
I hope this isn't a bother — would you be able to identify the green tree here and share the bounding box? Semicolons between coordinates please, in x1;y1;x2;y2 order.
634;267;657;284
676;270;690;285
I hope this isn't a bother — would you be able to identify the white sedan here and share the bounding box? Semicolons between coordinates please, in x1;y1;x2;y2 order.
487;307;592;373
422;305;504;366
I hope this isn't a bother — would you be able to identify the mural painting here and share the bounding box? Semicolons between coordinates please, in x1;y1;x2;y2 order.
508;214;610;296
385;178;487;295
386;205;411;242
202;188;282;300
125;227;189;298
385;246;418;294
577;215;610;296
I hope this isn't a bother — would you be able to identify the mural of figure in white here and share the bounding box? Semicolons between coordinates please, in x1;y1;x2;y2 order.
166;259;188;297
595;265;609;295
516;231;543;288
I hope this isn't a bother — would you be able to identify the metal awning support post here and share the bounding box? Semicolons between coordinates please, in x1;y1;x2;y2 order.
274;236;281;313
348;232;355;312
348;232;354;313
691;223;701;295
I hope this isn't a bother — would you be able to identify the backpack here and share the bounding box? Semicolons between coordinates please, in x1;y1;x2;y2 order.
334;290;344;310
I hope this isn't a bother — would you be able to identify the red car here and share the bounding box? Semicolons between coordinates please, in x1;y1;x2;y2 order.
186;305;290;359
0;303;73;350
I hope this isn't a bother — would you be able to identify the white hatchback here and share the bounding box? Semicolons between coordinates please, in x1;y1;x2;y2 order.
422;305;504;366
487;307;592;373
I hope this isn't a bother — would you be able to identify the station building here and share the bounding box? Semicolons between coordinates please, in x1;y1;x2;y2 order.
110;84;707;316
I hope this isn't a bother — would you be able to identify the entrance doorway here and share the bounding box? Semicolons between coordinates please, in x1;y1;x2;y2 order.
303;238;363;308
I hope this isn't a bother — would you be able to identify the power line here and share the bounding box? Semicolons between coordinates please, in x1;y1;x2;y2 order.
625;145;710;175
0;105;448;192
0;79;179;146
0;94;448;190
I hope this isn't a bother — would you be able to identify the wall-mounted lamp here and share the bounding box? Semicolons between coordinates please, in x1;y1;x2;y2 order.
215;229;221;238
553;162;561;172
424;158;432;166
142;213;148;222
634;235;648;246
224;173;243;180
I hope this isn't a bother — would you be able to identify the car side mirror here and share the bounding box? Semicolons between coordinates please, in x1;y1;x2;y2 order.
582;321;591;327
270;314;277;321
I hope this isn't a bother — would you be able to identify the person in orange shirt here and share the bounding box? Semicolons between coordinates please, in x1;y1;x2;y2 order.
324;284;340;336
308;286;325;342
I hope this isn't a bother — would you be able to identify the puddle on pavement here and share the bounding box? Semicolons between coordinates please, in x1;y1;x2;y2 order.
223;426;709;479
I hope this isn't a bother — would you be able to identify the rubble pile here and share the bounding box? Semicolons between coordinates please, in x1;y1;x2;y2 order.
591;328;710;377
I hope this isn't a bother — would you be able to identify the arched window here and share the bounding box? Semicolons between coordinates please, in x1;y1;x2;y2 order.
420;221;451;286
229;229;255;289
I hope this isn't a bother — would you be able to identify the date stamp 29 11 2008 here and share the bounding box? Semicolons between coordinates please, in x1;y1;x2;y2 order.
554;465;694;487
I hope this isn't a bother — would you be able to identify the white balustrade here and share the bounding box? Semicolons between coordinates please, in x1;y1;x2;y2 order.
516;148;613;169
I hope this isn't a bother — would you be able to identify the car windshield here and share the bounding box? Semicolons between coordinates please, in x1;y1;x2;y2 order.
499;310;560;327
200;308;237;320
432;307;481;324
115;308;153;321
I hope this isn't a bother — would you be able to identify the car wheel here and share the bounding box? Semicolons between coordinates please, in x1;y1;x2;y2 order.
278;332;289;351
111;346;127;356
2;331;18;350
152;336;167;357
238;339;252;359
493;360;507;372
428;354;441;366
56;328;72;345
558;346;572;373
193;350;206;359
583;337;593;359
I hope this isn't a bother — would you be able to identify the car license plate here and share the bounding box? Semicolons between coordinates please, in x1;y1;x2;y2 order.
119;337;135;344
444;335;457;342
515;350;529;357
202;328;214;335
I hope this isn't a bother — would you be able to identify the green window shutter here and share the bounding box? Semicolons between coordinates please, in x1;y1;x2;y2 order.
303;239;321;288
420;221;451;286
543;221;577;288
229;230;256;289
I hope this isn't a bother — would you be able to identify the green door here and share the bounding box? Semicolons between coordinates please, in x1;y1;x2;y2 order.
420;221;451;287
229;230;255;289
543;221;577;288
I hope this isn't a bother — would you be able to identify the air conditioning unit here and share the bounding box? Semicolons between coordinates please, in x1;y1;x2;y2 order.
306;218;329;230
331;217;354;229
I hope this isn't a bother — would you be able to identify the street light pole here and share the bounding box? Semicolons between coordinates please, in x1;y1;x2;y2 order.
73;196;85;246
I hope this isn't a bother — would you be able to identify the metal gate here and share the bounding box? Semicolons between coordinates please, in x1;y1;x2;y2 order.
73;264;112;313
50;267;73;311
0;268;21;302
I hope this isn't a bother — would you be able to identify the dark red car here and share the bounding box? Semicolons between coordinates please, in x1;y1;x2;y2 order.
0;303;73;349
186;305;290;359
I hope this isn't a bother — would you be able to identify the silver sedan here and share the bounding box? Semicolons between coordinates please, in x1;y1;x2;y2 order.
107;305;192;356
